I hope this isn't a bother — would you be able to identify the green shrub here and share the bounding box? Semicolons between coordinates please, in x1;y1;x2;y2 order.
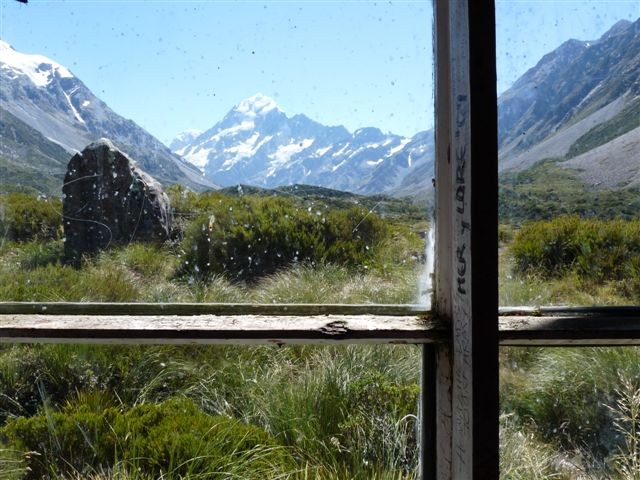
511;216;583;277
176;195;387;282
1;398;292;479
0;193;62;242
511;216;640;287
339;372;419;471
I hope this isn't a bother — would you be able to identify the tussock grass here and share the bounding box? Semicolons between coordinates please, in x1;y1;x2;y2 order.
0;344;421;479
252;263;417;304
501;346;640;478
499;250;631;306
0;238;422;304
500;414;571;480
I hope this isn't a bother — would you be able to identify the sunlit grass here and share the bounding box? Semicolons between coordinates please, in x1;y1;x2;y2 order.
0;240;422;304
499;248;632;306
4;213;640;478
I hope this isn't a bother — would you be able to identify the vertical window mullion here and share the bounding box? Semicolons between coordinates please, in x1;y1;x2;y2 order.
431;0;499;478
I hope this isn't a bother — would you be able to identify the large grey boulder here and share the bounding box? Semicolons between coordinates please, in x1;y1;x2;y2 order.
63;139;171;262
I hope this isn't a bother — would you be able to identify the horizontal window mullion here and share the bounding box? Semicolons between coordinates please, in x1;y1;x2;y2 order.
0;312;445;345
1;304;639;345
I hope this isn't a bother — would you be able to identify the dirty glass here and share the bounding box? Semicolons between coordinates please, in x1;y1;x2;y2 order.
496;2;640;478
496;1;640;308
0;0;435;306
0;1;432;477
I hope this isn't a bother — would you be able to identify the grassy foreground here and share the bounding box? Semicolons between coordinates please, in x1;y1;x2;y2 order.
1;188;639;478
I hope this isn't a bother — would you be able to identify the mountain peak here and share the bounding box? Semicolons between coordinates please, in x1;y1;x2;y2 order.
234;93;280;116
0;39;74;87
601;19;633;40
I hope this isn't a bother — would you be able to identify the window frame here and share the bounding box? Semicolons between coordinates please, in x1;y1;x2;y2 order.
1;1;639;479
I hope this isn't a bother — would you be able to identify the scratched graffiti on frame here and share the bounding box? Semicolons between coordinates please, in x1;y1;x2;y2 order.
452;90;472;476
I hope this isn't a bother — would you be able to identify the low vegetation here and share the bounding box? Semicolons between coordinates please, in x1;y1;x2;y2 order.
499;158;640;222
566;99;640;159
1;188;639;478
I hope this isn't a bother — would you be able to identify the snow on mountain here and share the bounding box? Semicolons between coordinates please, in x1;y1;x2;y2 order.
0;40;73;88
0;40;216;192
235;93;280;116
175;94;434;195
169;129;203;152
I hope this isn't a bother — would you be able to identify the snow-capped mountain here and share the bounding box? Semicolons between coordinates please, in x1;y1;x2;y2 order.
0;40;215;192
174;93;434;195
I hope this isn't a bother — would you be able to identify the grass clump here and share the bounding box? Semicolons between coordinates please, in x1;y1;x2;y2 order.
0;193;62;242
2;397;293;479
0;344;421;479
606;375;640;479
500;413;571;480
501;347;640;467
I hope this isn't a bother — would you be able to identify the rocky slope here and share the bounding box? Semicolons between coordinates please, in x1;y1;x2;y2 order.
499;18;640;188
0;40;216;193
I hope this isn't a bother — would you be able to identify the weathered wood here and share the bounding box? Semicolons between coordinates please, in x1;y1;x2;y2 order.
1;307;638;346
0;313;446;344
434;0;453;320
433;0;454;478
0;302;428;317
500;314;640;345
500;306;640;317
443;0;500;477
435;343;453;476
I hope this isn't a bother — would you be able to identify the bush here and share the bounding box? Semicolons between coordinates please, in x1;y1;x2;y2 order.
511;216;640;286
1;398;292;479
0;193;62;242
17;240;65;269
176;195;387;282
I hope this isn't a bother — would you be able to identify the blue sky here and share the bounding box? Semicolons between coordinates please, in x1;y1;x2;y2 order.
1;0;638;145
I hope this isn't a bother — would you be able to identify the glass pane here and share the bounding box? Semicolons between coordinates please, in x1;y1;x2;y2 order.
500;346;640;479
496;1;640;307
0;343;422;478
0;0;435;305
0;1;430;477
496;4;640;476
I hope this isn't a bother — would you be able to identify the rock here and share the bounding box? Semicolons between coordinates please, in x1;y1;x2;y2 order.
62;139;171;262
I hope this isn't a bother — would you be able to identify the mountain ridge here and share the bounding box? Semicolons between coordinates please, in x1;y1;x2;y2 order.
174;93;434;196
0;40;216;193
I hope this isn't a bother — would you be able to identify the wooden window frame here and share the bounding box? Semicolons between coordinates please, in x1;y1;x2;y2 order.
1;1;639;478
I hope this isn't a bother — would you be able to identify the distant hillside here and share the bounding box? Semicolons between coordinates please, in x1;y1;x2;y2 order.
499;18;640;190
0;107;68;195
217;183;427;224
